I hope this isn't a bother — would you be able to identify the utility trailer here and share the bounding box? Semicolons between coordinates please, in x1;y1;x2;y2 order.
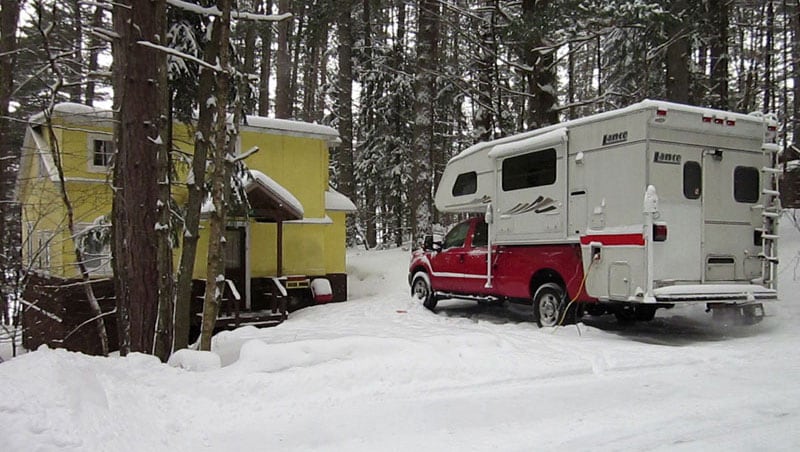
409;100;780;326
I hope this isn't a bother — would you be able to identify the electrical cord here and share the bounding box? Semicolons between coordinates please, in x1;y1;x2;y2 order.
556;253;599;327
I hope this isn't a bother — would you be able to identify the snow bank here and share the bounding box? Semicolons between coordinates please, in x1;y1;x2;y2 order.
1;216;800;451
166;349;221;372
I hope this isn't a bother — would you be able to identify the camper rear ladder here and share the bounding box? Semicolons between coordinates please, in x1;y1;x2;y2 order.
758;143;781;289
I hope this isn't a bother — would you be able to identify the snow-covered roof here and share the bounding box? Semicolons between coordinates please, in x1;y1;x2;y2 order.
29;102;114;129
325;188;357;212
246;170;304;218
451;99;771;164
200;170;304;222
243;116;340;145
29;103;340;146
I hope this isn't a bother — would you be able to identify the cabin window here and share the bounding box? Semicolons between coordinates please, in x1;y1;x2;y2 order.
88;135;114;171
452;171;478;197
77;222;112;274
472;221;488;247
35;231;52;270
734;166;759;203
683;161;702;199
93;139;114;167
502;148;557;191
442;222;470;249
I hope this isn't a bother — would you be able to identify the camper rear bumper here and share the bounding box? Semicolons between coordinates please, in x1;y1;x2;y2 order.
652;284;777;303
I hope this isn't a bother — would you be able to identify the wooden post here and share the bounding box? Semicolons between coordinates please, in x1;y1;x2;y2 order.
277;221;283;276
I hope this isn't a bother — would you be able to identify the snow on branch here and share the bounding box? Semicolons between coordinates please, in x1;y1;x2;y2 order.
136;41;222;72
166;0;292;21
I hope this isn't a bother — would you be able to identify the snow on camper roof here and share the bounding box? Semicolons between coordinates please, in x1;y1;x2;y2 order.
450;99;769;163
488;128;567;159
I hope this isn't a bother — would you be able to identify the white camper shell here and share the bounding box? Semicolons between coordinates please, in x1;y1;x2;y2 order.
435;100;780;310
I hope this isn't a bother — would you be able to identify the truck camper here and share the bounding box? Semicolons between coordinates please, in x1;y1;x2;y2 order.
409;100;780;326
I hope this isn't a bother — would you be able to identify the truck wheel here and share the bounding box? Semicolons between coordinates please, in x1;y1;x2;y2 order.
635;305;657;322
411;272;437;311
533;283;569;327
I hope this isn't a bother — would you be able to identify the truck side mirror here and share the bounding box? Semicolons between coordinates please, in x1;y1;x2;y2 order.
423;235;434;251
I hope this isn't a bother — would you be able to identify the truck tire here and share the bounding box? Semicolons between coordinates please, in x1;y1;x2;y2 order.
533;283;572;327
411;272;438;311
635;305;657;322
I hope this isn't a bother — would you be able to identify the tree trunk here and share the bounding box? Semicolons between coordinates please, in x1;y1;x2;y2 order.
792;0;800;151
243;11;258;115
665;0;690;104
765;0;775;112
708;0;729;108
258;0;273;116
521;0;558;128
85;5;105;106
153;45;173;362
337;0;355;207
173;9;224;351
0;0;21;326
275;0;291;118
112;0;167;355
411;0;440;243
200;0;235;352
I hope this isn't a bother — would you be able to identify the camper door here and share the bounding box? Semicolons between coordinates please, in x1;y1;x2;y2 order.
489;128;567;243
649;143;763;283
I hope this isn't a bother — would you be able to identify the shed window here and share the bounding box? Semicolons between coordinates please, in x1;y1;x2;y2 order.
683;161;701;199
502;148;557;191
92;139;114;167
452;171;477;196
734;166;759;203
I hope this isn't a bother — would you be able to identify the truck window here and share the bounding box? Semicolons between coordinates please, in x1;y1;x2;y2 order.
683;161;701;199
734;166;759;203
442;222;470;249
471;221;488;247
502;148;556;191
452;171;478;196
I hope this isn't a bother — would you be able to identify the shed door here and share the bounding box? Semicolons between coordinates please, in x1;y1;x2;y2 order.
224;226;247;308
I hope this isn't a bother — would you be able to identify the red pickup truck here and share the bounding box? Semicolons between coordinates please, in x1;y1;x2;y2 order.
409;216;608;327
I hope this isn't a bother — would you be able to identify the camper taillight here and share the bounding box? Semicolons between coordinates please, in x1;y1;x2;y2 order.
653;224;668;242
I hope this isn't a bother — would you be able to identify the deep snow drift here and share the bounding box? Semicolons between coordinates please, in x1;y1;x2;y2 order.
2;219;800;451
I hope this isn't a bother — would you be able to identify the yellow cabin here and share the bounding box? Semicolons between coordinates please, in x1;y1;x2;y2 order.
19;103;356;322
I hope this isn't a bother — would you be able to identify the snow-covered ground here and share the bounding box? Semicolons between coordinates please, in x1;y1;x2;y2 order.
2;219;800;451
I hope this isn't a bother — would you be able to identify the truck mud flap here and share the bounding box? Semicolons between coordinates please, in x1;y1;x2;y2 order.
707;302;765;326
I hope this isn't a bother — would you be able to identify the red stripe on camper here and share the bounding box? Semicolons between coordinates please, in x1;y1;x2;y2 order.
580;233;645;246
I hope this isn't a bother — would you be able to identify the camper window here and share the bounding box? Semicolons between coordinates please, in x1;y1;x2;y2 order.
734;166;759;203
683;161;702;199
442;222;470;249
452;171;478;196
502;148;556;191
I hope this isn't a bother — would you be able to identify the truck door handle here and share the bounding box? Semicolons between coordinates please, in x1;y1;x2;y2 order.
459;254;465;263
